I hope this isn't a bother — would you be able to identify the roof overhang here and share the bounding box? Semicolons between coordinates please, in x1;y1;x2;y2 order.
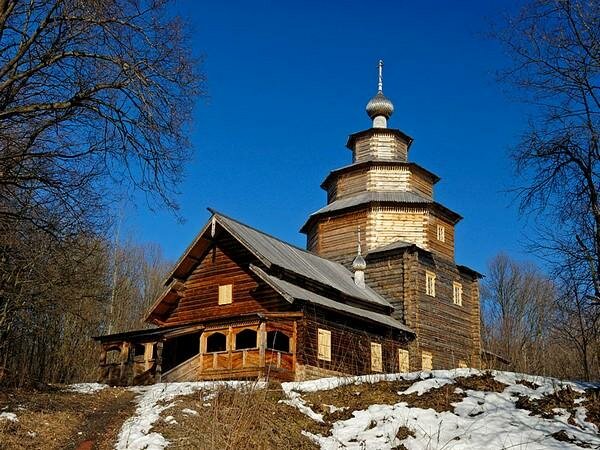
301;198;462;233
320;160;440;191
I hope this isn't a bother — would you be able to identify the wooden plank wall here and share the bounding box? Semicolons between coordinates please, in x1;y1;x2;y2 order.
405;252;481;369
364;255;405;322
366;207;428;251
353;133;408;162
426;215;455;260
306;210;368;266
297;306;410;376
163;237;293;325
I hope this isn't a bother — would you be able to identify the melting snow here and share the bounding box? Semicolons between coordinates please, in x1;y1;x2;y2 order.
0;412;18;422
283;369;600;450
66;383;109;394
115;381;265;450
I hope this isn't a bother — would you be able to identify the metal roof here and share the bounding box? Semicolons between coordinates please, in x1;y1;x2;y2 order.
250;265;413;334
309;191;432;216
210;210;393;310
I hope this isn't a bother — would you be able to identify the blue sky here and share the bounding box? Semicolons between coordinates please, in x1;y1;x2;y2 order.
124;0;534;274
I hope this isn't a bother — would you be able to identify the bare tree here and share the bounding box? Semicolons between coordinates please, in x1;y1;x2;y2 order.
0;0;202;237
495;0;600;307
0;0;201;386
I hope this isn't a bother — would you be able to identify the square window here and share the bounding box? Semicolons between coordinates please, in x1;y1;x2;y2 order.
218;284;233;305
437;225;445;242
425;271;436;297
453;282;463;306
422;351;433;371
317;328;331;361
371;342;382;372
458;360;468;368
398;349;409;372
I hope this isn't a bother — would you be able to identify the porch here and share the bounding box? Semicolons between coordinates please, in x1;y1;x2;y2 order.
94;315;298;385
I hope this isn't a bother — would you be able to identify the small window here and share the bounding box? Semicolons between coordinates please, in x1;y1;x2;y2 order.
422;351;433;371
398;349;409;372
437;225;445;242
453;282;463;306
425;271;436;297
370;342;382;372
206;332;227;353
133;343;146;357
317;328;331;361
218;284;233;305
458;360;468;368
235;329;257;350
266;331;290;352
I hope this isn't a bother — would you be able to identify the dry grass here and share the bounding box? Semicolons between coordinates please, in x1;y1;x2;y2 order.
453;373;509;393
515;384;600;432
303;380;414;422
0;386;136;450
151;384;325;449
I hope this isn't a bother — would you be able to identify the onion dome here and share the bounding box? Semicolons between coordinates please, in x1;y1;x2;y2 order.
366;91;394;120
352;254;367;271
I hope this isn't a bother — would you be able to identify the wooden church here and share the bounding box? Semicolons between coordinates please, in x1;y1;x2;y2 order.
94;62;484;385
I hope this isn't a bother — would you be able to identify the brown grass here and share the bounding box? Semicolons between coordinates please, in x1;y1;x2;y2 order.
303;380;414;422
0;386;136;450
151;385;325;449
453;373;509;393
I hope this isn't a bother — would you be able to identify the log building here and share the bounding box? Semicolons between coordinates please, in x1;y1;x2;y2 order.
94;61;483;385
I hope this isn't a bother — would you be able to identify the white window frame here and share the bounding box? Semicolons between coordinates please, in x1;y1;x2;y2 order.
453;282;463;306
398;349;409;372
422;351;433;371
370;342;382;372
425;271;436;297
317;328;331;362
436;224;445;242
218;284;233;305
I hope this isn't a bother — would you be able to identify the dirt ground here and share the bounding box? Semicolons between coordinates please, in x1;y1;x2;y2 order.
0;386;136;450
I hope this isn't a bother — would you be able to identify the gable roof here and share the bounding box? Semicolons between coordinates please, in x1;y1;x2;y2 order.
159;209;393;313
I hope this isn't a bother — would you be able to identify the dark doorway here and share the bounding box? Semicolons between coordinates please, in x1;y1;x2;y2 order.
206;332;227;353
162;332;201;372
266;331;290;352
235;329;257;350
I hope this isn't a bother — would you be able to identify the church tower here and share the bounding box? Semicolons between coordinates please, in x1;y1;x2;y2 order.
302;61;482;370
301;61;461;267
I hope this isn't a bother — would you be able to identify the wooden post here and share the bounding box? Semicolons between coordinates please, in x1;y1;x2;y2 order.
155;341;163;383
144;343;154;371
98;346;107;383
258;322;266;369
119;342;130;385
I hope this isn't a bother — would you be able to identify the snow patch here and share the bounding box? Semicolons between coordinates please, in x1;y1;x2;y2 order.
115;381;264;450
0;412;18;422
67;383;109;394
181;408;198;416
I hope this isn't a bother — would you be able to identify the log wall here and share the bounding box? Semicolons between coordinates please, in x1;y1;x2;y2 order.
163;237;293;325
352;132;408;162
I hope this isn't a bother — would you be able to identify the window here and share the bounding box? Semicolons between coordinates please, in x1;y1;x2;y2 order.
425;271;436;297
133;343;146;357
437;225;445;242
266;331;290;352
453;282;463;306
458;360;468;368
235;329;257;350
317;328;331;361
218;284;233;305
422;351;433;371
398;349;409;372
206;332;227;353
370;342;382;372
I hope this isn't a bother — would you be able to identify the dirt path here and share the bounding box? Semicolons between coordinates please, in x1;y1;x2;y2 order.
70;389;137;450
0;387;138;450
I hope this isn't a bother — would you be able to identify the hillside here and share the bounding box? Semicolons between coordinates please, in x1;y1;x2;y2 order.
0;369;598;449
